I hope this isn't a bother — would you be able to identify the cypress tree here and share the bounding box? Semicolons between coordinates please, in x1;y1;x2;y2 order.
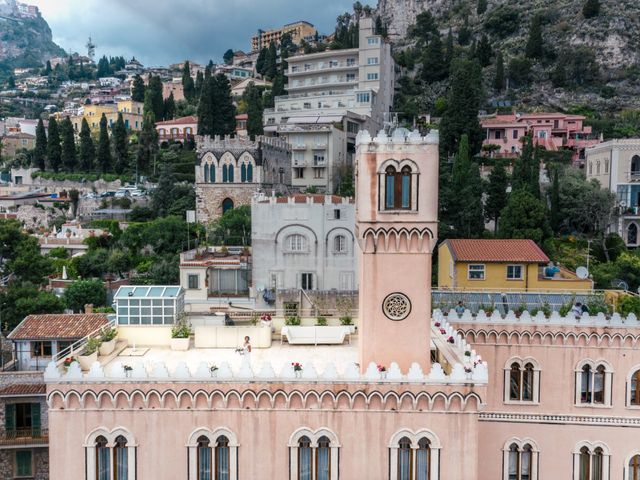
525;14;544;60
444;28;454;71
485;161;509;232
197;74;214;136
264;42;278;80
112;113;128;174
137;90;159;174
60;117;77;172
195;70;204;97
549;166;561;233
477;0;488;15
131;74;145;102
421;34;447;83
78;118;95;171
33;118;47;171
223;49;234;65
244;82;264;138
213;74;236;136
494;52;505;91
582;0;600;18
499;189;549;244
476;34;493;67
439;58;484;157
182;61;195;103
511;136;540;198
47;117;61;172
458;16;471;46
97;114;112;173
147;75;164;120
163;92;176;121
255;47;267;76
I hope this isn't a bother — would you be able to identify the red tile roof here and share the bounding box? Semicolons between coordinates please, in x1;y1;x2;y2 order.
8;314;109;340
155;115;197;126
0;384;46;397
445;239;549;263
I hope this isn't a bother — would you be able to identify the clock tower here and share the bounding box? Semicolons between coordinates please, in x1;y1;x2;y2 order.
355;128;439;372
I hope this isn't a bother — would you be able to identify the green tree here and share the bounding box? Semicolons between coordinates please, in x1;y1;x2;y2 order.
97;113;112;173
243;82;264;138
64;279;107;312
458;16;471;46
182;62;195;104
195;70;204;97
499;189;549;244
477;0;487;15
197;74;214;136
264;42;278;80
7;236;53;284
494;52;505;91
60;117;77;172
151;162;176;217
442;135;485;237
137;90;159;174
583;0;600;18
73;248;110;278
548;166;561;233
149;255;180;284
210;205;251;245
476;34;492;67
78;118;95;171
255;47;268;75
421;34;447;83
131;74;145;102
213;74;236;136
439;58;484;157
508;56;532;88
147;75;164;120
511;136;540;197
112;113;128;174
69;189;80;218
163;92;176;121
484;161;509;232
0;283;65;331
410;11;438;46
47;117;61;172
7;76;15;89
33;118;47;171
223;49;235;65
525;14;544;60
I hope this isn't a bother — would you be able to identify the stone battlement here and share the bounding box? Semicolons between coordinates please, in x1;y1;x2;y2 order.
355;128;439;147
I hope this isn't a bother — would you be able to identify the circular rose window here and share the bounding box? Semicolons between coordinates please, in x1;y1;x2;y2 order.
382;293;411;321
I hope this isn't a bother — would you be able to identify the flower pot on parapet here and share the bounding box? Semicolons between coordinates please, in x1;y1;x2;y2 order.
77;351;98;371
98;339;116;356
170;338;190;351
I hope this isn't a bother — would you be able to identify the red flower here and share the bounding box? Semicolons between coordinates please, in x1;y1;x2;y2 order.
377;364;387;372
434;322;441;327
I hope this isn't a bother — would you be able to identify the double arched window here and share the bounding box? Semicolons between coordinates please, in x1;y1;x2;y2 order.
389;430;440;480
240;162;254;183
384;165;412;210
85;428;136;480
504;358;540;403
188;428;238;480
576;361;612;406
289;428;339;480
574;444;608;480
503;439;539;480
222;164;235;183
204;163;216;183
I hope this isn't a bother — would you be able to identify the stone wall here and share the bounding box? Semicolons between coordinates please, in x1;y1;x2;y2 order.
0;447;49;480
196;184;256;224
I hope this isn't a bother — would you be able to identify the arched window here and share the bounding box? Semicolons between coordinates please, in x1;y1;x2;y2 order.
247;163;253;182
579;447;591;480
629;455;640;480
632;155;640;175
629;223;638;245
398;437;413;480
298;436;312;480
504;358;540;403
384;166;413;210
222;198;234;214
416;438;431;480
197;436;212;480
114;435;128;480
210;164;216;183
576;445;607;480
222;164;228;183
503;439;539;480
596;161;601;175
228;164;234;182
630;369;640;405
241;163;247;182
288;234;307;252
581;365;593;403
204;164;210;183
316;436;331;480
215;436;230;480
577;361;611;406
96;436;110;480
334;235;346;253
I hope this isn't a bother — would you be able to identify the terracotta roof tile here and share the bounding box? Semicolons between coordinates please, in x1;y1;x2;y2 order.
155;115;197;126
445;239;549;263
0;384;46;397
8;314;109;340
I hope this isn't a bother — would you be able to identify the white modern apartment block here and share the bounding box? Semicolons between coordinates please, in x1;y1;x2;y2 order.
586;139;640;247
251;194;357;308
264;17;394;193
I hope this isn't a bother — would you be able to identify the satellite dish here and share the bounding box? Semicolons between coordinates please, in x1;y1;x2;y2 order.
612;279;629;291
576;266;589;279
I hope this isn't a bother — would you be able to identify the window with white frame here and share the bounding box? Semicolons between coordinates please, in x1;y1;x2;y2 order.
187;428;238;480
572;442;609;480
289;428;339;480
356;92;371;103
627;453;640;480
85;428;136;480
334;235;347;253
367;57;379;65
188;274;199;289
367;72;379;80
287;234;307;252
367;37;380;45
468;264;485;280
504;358;540;403
389;429;440;480
575;360;612;407
503;439;539;480
629;367;640;406
506;265;523;280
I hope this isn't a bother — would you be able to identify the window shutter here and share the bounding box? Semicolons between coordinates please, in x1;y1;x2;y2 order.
5;404;15;432
31;403;41;435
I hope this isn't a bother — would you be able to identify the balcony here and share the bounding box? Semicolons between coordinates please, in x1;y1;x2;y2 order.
0;428;48;447
288;61;358;76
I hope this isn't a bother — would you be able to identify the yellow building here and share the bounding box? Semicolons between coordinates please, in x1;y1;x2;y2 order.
251;21;317;52
437;239;593;292
70;100;144;133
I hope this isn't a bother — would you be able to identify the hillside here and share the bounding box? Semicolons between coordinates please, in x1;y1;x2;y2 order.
377;0;640;112
0;8;65;76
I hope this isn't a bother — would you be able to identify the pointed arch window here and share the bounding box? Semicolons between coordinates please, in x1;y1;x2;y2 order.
503;439;539;480
504;358;540;403
398;437;413;480
114;435;128;480
222;164;228;183
575;445;608;480
210;164;216;183
629;455;640;480
383;164;413;211
228;164;234;182
632;155;640;176
389;430;440;480
298;436;312;480
628;223;638;245
247;163;253;182
415;438;431;480
241;163;247;182
204;164;209;183
629;369;640;406
188;428;238;480
576;361;611;406
289;428;339;480
197;436;212;480
316;436;331;480
215;435;230;480
96;436;110;480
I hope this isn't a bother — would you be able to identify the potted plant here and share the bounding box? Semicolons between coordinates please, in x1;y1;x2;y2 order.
210;364;218;378
124;365;133;378
98;327;118;356
377;364;387;380
292;362;303;378
77;337;101;370
316;316;327;326
339;316;356;333
464;365;473;380
63;357;74;369
171;319;191;351
285;316;301;326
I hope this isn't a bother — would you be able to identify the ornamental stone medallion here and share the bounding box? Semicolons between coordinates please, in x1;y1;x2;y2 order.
382;293;411;321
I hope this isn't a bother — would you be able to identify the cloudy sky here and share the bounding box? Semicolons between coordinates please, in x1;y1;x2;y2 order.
28;0;357;66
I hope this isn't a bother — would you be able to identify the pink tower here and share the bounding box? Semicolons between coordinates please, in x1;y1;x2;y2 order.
355;128;439;372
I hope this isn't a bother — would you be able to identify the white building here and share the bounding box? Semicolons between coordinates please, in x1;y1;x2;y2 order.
251;193;357;309
586;139;640;246
264;17;394;193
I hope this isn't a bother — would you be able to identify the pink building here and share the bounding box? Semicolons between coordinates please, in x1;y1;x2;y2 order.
155;115;197;144
481;113;601;165
40;128;640;480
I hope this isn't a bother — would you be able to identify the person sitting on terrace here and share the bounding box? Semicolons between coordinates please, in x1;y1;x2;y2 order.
455;301;465;315
571;302;584;317
545;262;561;278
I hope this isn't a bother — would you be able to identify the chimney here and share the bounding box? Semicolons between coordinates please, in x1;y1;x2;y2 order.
84;304;94;314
